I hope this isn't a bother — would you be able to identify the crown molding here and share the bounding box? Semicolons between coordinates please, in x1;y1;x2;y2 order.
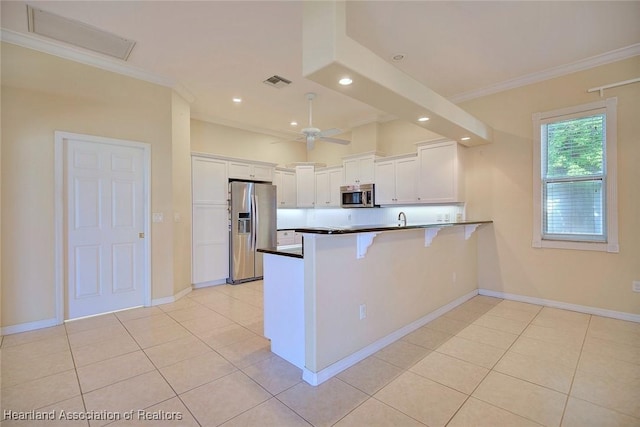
1;28;195;103
449;43;640;104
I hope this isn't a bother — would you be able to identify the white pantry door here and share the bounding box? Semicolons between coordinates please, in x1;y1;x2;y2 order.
66;137;146;319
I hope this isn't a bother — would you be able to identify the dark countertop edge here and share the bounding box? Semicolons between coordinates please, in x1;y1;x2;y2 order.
290;220;493;235
258;247;304;259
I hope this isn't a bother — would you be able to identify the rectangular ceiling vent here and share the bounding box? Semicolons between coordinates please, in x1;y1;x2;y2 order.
27;5;136;60
263;75;292;89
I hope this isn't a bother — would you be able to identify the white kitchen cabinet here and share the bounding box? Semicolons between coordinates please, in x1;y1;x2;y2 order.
416;140;465;203
192;204;229;284
274;169;296;208
315;167;342;207
192;157;228;205
228;161;274;182
374;155;418;205
296;165;316;208
191;155;229;285
343;153;380;185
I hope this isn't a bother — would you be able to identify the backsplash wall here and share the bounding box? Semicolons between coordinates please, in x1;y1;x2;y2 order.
277;205;465;229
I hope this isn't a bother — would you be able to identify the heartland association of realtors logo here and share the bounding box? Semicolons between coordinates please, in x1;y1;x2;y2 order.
3;409;183;422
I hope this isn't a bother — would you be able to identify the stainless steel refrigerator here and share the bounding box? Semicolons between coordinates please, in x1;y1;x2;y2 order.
227;181;277;284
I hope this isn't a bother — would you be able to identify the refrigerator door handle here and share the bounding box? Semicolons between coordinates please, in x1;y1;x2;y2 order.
251;194;258;250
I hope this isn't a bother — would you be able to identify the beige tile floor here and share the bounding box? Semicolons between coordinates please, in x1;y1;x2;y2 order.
1;282;639;426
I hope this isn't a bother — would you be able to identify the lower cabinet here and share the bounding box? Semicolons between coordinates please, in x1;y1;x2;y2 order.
192;204;228;285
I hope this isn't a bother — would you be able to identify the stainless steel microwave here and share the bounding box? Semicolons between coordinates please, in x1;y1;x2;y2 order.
340;184;377;208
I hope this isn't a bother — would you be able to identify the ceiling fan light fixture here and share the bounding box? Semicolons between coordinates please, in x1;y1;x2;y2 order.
298;92;350;151
338;77;353;86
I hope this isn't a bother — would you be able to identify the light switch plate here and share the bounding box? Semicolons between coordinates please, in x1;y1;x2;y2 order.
152;212;164;223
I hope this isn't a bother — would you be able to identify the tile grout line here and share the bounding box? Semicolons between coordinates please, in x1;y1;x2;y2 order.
442;300;543;426
138;291;277;426
64;319;90;427
558;313;592;426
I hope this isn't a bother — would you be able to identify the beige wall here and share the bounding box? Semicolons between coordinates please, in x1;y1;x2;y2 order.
305;227;477;371
1;43;189;328
171;93;193;295
378;119;442;156
461;57;640;315
190;119;307;167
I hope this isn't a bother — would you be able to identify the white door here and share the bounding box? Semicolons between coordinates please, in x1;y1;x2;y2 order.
66;137;147;319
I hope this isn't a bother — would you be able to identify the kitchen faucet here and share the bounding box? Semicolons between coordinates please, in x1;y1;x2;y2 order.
398;211;407;227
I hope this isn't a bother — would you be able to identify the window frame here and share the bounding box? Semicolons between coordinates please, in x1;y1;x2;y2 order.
532;98;618;253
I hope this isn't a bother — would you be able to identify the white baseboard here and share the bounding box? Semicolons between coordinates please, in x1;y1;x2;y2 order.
1;317;60;336
151;285;193;306
174;285;193;300
302;289;479;386
478;289;640;323
192;279;227;289
2;287;195;336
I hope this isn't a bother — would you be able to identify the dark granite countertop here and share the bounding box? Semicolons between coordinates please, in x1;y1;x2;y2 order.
261;221;492;257
291;220;493;235
258;245;303;259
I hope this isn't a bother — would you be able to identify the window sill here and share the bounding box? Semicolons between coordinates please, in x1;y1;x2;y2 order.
532;239;619;253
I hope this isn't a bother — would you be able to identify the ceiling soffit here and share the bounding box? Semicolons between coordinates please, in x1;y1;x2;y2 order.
302;1;493;146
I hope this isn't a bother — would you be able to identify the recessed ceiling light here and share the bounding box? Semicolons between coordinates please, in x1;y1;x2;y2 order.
232;97;242;103
338;77;353;86
290;121;298;127
417;116;430;122
461;136;471;141
392;53;405;61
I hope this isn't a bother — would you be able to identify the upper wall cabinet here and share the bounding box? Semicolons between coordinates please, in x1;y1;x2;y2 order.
228;160;274;182
192;157;228;205
374;154;418;205
274;168;297;208
343;152;382;185
315;166;342;207
416;140;465;203
296;165;316;208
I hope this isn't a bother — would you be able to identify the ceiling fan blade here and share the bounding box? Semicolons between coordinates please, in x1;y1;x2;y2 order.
319;128;343;138
318;136;351;145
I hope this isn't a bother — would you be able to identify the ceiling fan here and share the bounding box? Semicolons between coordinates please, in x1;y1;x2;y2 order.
298;92;350;150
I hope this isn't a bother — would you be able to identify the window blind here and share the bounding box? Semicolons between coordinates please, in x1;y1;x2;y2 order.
542;113;606;241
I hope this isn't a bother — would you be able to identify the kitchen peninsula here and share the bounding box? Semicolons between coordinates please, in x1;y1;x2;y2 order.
258;220;492;386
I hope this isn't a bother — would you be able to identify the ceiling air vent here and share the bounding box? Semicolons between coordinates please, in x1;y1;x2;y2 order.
27;5;136;60
263;75;292;89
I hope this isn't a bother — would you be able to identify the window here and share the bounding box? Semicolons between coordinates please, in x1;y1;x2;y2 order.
533;98;618;252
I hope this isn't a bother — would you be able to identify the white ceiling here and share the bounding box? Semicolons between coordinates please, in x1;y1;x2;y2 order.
2;1;639;141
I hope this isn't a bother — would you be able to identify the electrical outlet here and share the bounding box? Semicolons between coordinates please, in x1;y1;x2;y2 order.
359;304;367;320
633;281;640;293
152;212;164;223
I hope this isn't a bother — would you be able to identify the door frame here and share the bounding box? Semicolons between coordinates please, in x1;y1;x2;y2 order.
54;131;152;323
